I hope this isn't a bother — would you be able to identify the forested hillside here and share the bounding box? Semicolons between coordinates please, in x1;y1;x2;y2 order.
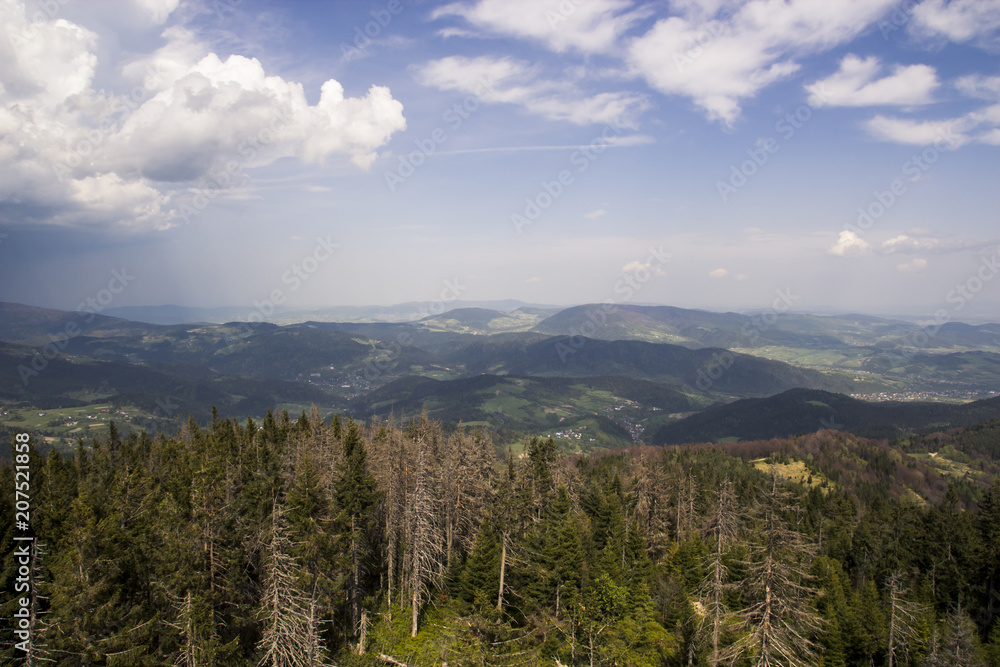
3;412;1000;666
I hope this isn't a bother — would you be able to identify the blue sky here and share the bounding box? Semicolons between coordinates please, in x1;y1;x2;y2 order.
1;0;999;319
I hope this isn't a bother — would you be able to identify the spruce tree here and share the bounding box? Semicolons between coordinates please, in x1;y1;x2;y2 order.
332;418;378;640
724;473;823;667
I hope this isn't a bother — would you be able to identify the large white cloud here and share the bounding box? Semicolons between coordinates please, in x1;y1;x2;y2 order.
805;55;938;107
0;2;406;231
626;0;897;125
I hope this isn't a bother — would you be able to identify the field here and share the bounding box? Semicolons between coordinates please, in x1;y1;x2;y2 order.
753;458;831;491
1;403;150;452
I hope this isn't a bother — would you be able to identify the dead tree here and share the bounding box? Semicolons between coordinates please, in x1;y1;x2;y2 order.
724;473;823;667
255;504;330;666
698;479;739;667
885;572;923;667
406;436;441;637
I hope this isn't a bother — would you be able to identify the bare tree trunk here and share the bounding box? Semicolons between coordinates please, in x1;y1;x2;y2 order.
351;514;359;635
358;609;368;655
497;530;508;611
411;589;419;638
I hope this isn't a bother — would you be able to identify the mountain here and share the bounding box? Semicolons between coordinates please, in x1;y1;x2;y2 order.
862;350;1000;389
531;303;745;346
651;388;1000;444
529;303;1000;352
0;302;163;343
102;300;561;325
100;304;254;325
0;342;332;423
351;373;694;450
439;335;873;397
417;307;548;334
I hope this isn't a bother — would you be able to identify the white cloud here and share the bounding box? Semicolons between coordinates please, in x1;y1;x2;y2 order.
806;55;938;107
623;260;666;277
981;127;1000;145
417;55;648;127
735;273;748;281
0;4;406;230
626;0;896;125
132;0;180;24
864;72;1000;147
525;276;542;283
956;74;1000;100
865;115;970;147
880;233;997;255
828;230;871;256
584;209;607;219
910;0;1000;44
431;0;649;55
708;267;728;278
897;257;928;272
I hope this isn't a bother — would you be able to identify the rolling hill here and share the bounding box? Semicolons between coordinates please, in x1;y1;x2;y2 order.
651;389;1000;445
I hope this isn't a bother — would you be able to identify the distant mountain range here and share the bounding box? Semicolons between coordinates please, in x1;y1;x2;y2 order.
2;300;998;448
102;300;561;325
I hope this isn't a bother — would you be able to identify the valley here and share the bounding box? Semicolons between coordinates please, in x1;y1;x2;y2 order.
3;300;998;455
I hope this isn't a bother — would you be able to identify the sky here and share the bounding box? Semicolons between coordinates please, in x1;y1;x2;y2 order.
0;0;999;320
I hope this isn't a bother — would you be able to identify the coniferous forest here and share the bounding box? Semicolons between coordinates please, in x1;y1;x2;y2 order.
3;410;1000;666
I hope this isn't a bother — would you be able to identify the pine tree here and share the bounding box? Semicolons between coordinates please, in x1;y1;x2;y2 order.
980;479;1000;631
286;450;337;648
333;418;378;640
461;525;502;608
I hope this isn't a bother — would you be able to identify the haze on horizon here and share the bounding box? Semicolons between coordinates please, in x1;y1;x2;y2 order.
1;0;999;321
